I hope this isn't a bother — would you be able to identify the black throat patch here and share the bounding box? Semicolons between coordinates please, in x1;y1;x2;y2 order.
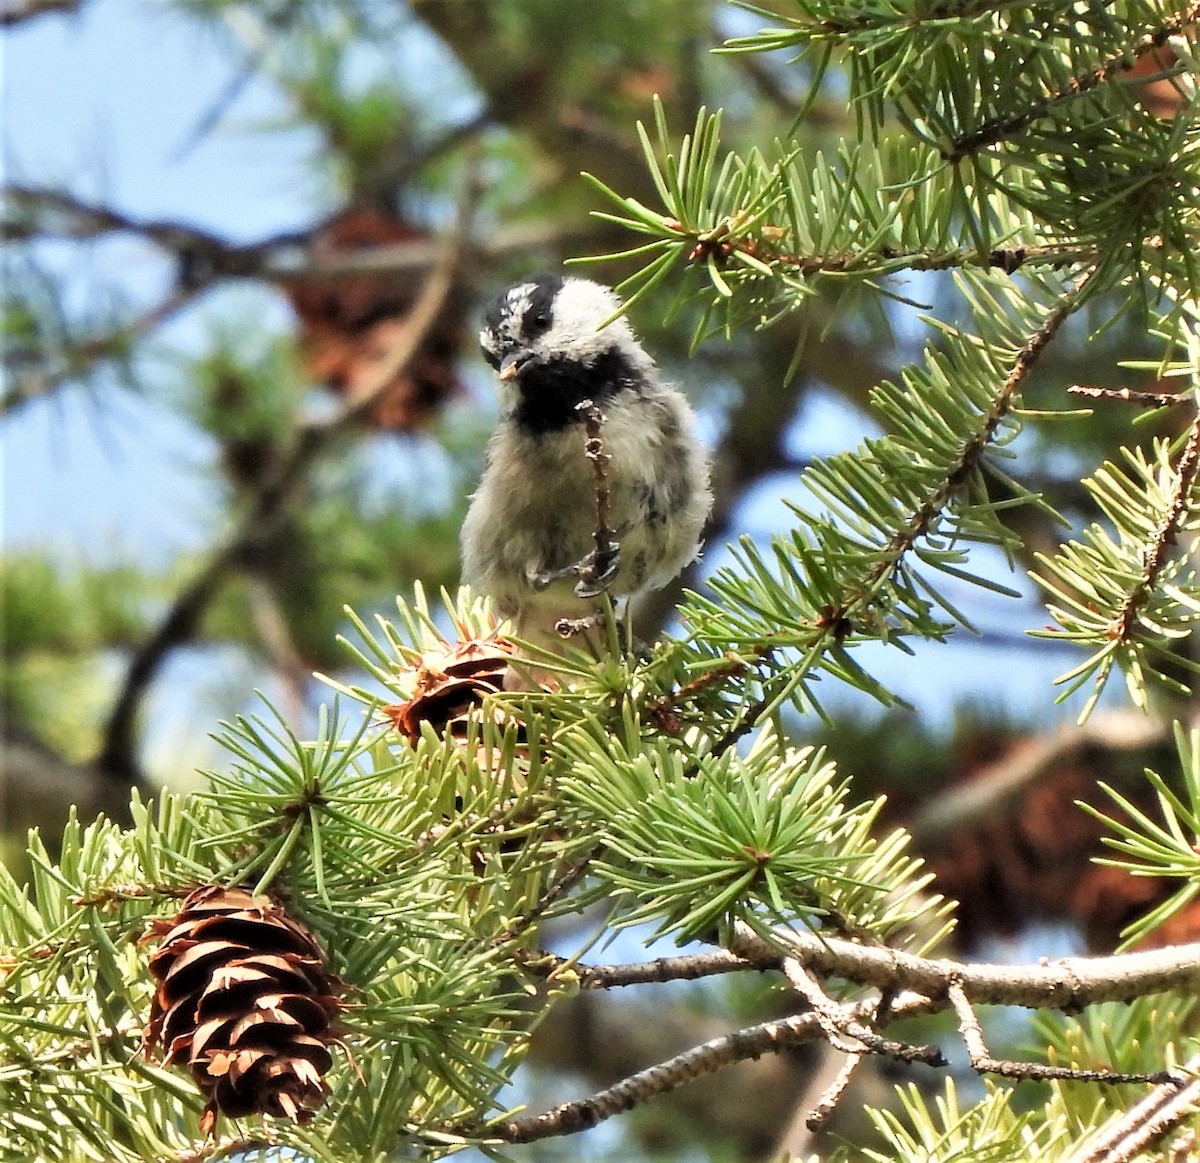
511;348;643;435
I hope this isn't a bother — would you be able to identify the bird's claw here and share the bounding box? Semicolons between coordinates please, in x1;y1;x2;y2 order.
573;542;620;599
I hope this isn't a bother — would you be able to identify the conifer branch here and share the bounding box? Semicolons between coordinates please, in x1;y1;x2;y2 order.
705;236;1097;278
673;269;1093;757
860;268;1092;595
942;2;1200;163
491;853;596;948
1110;407;1200;643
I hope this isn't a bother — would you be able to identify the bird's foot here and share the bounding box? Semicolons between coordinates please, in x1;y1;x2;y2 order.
555;613;604;639
572;541;620;599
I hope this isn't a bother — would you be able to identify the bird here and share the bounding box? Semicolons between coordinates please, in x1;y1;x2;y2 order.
461;273;712;682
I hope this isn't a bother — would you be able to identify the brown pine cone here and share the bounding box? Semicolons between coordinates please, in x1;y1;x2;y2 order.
383;635;515;746
143;886;344;1136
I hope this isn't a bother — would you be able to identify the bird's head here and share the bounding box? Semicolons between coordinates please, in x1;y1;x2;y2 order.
479;274;651;391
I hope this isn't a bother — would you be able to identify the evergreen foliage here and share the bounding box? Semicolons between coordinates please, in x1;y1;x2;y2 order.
4;0;1200;1159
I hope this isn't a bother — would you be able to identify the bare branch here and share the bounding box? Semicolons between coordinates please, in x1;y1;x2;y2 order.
1068;384;1193;408
731;924;1200;1019
781;955;944;1064
1079;1060;1200;1163
802;1050;864;1135
515;946;774;989
474;999;903;1145
946;975;1166;1086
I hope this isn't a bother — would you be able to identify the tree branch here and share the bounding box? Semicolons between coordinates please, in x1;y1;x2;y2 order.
459;929;1198;1146
943;3;1200;162
1079;1060;1200;1163
472;1002;889;1144
1068;384;1194;408
1111;405;1200;642
721;237;1101;278
4;184;590;285
515;946;773;989
730;924;1200;1015
946;975;1164;1086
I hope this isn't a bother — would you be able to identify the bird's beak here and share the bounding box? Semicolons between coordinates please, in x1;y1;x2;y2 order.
499;350;533;381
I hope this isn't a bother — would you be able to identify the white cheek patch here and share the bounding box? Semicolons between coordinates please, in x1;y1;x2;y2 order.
539;279;637;364
506;284;537;318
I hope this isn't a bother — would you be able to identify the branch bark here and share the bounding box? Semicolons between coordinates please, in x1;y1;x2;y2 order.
462;928;1200;1146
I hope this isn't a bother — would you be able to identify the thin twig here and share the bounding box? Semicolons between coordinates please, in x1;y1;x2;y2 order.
730;238;1099;278
942;2;1200;162
1111;405;1200;642
244;578;311;728
1068;384;1191;407
947;976;1167;1086
571;400;620;596
3;184;287;273
514;945;771;988
803;1050;864;1133
1078;1059;1200;1163
491;852;595;949
782;957;944;1064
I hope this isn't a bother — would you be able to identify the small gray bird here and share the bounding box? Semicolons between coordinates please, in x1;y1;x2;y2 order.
462;274;712;675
